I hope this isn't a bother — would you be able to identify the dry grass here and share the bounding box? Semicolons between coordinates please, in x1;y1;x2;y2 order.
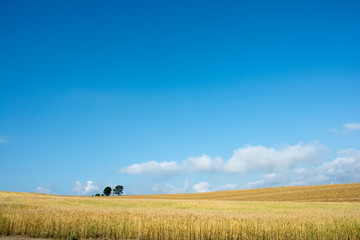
1;183;360;239
121;183;360;202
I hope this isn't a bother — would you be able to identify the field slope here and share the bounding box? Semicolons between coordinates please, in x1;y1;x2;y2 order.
1;183;360;239
121;183;360;202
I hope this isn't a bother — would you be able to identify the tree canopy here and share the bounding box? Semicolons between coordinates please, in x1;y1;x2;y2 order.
103;186;112;196
113;185;124;196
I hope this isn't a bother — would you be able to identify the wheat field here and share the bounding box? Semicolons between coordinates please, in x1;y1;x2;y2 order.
121;183;360;202
1;183;360;239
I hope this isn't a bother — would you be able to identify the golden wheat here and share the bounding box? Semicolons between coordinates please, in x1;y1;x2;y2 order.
1;184;360;239
121;183;360;202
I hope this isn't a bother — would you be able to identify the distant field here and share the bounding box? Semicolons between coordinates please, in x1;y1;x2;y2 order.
121;183;360;202
1;183;360;239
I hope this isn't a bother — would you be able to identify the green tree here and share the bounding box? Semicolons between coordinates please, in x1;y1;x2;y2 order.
103;186;112;196
113;185;124;196
95;193;100;196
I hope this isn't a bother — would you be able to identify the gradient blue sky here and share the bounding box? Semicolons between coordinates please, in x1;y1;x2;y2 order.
1;0;359;195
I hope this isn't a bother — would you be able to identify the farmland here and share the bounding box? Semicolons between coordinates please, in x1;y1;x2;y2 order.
1;183;360;239
121;183;360;202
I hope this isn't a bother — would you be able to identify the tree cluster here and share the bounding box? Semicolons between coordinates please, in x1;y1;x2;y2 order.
93;185;124;196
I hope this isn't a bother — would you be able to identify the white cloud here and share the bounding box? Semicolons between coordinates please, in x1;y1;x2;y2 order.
0;136;7;144
192;182;211;193
183;154;223;172
144;148;360;194
217;184;238;191
119;142;326;176
246;148;360;189
152;183;181;194
120;145;359;194
344;123;360;132
73;180;100;195
119;161;181;175
152;179;190;194
34;186;51;194
183;179;190;192
224;142;326;173
73;181;83;194
330;123;360;134
150;181;239;194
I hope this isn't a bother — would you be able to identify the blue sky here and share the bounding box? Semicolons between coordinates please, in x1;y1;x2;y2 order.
1;0;359;195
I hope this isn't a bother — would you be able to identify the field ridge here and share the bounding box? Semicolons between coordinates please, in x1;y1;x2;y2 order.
121;183;360;202
1;183;360;239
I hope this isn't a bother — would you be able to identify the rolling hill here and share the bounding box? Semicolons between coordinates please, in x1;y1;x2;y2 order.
121;183;360;202
1;183;359;239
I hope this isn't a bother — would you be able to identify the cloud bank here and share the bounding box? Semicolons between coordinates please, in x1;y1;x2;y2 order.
224;142;326;173
147;148;360;194
34;186;51;194
120;142;327;175
344;123;360;132
119;142;360;194
73;180;100;195
119;161;181;175
330;123;360;133
192;182;211;193
246;148;360;188
151;179;190;194
149;181;239;194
